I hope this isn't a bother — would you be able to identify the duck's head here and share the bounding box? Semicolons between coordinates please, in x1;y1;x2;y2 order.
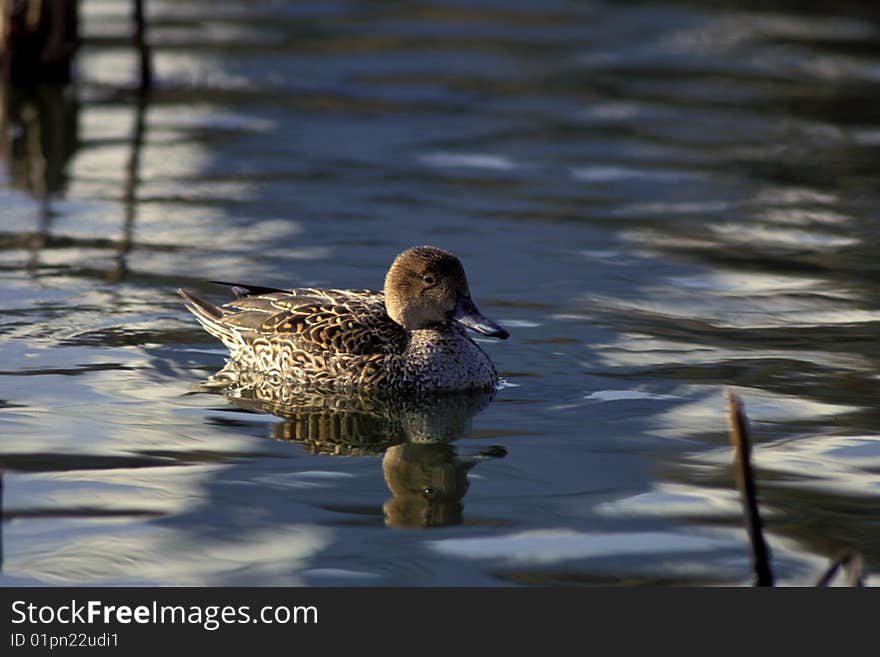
384;246;509;339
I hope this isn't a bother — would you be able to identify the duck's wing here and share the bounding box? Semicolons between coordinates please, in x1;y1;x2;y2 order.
182;287;407;355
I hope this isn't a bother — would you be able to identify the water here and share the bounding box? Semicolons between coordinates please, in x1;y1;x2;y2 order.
1;0;879;586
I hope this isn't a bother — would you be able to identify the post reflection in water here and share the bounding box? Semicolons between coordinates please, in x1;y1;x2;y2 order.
0;81;77;196
205;366;505;528
0;74;148;280
0;80;77;269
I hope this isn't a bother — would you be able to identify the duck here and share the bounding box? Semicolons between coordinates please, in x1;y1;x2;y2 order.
178;246;509;392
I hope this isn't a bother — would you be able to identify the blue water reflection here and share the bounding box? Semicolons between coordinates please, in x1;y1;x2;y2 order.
1;0;878;586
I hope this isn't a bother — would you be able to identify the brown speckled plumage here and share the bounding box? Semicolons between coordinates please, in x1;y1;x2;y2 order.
179;246;509;392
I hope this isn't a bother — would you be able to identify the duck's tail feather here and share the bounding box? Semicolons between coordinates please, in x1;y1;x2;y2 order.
178;288;238;346
210;281;287;299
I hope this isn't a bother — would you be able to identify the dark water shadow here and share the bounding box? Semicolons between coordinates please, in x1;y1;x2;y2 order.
205;367;505;528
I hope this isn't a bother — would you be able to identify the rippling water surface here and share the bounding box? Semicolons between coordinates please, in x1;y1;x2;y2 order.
2;0;879;586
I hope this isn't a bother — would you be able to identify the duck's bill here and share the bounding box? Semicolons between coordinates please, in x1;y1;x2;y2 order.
452;297;510;340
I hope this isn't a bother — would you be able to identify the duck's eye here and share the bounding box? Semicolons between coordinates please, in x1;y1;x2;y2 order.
422;275;435;285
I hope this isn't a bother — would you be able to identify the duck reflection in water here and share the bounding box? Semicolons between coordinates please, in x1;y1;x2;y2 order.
202;365;506;528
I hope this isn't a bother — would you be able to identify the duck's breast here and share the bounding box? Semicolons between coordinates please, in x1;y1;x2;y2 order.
398;326;498;391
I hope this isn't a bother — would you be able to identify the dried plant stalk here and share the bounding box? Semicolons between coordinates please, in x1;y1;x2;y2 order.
726;391;774;587
815;551;865;587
